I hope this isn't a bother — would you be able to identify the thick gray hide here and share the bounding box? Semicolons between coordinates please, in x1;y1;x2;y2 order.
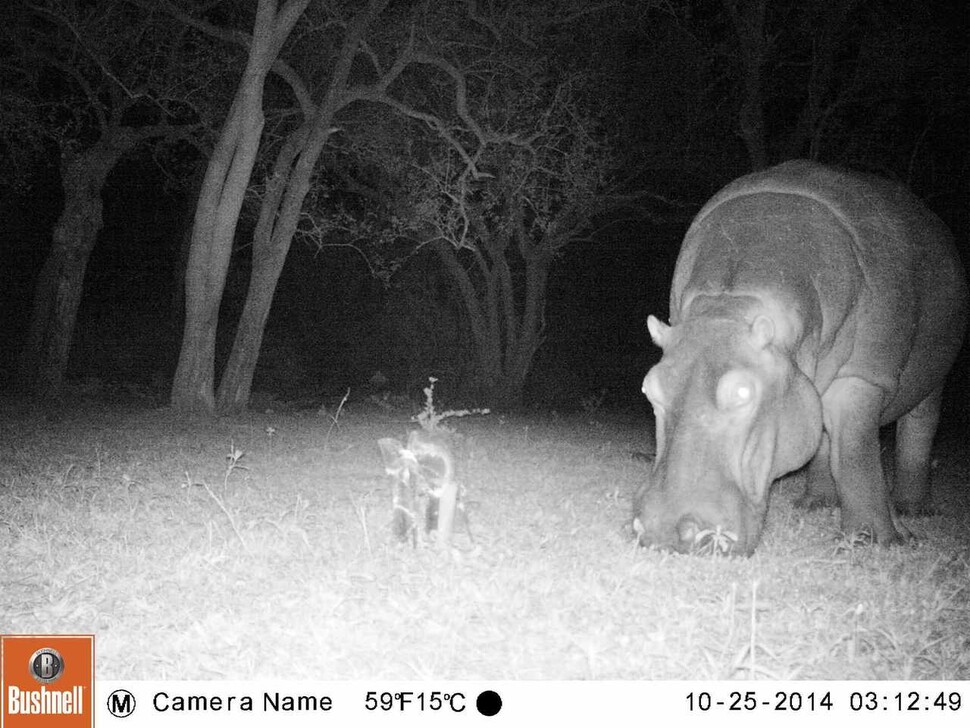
635;160;967;555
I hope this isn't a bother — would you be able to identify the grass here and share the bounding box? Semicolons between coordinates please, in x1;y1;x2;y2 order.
0;398;967;680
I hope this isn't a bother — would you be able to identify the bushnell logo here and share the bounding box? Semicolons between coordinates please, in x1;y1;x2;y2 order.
29;647;65;685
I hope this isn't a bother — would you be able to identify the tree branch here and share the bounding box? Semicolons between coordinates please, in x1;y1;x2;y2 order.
27;1;142;102
128;0;316;118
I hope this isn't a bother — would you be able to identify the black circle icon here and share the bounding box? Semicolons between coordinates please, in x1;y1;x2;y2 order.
476;690;502;716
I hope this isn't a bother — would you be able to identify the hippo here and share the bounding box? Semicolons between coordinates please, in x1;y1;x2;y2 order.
634;160;967;556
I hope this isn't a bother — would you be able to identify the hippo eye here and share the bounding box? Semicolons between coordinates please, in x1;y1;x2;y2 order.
716;370;758;411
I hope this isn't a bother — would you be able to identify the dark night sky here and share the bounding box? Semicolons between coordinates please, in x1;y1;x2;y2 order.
0;0;967;413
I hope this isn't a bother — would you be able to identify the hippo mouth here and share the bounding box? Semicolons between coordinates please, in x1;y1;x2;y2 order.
633;516;741;556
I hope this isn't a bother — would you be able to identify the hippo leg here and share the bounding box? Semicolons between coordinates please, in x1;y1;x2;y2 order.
892;387;942;516
822;377;905;545
794;431;838;509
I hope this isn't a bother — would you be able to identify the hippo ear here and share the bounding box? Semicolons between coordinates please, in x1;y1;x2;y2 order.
647;315;671;349
771;368;824;478
750;315;774;350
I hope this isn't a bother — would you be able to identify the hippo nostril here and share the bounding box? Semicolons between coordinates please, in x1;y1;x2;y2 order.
676;516;701;546
675;517;740;555
694;525;740;556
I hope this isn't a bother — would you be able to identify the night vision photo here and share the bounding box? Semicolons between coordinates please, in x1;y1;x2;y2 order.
0;0;967;680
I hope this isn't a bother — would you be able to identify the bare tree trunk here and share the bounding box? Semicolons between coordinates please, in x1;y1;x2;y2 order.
171;169;205;334
487;252;549;408
18;138;132;399
170;0;310;412
433;241;492;400
507;252;549;397
724;0;769;170
215;0;391;412
433;240;548;409
171;87;264;411
214;123;317;412
780;0;861;160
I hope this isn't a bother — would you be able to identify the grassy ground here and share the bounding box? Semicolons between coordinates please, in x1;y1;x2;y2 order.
1;397;968;680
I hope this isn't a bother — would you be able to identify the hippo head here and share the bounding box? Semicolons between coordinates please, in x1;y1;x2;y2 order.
633;312;823;556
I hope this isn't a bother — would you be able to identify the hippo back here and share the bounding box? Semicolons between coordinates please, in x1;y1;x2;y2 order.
669;160;967;415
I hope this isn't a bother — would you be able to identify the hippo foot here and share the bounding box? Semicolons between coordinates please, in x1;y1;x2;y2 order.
836;526;876;550
794;492;839;511
835;521;913;551
893;498;936;517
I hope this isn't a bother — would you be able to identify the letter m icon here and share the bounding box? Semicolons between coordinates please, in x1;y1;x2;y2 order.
107;689;136;717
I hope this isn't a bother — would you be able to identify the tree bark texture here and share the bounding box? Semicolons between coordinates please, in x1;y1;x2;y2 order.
170;0;310;412
433;239;548;409
215;0;390;412
214;109;341;413
214;122;315;412
724;0;769;170
18;134;138;399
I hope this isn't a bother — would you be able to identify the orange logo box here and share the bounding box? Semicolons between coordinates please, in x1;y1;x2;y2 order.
1;635;93;728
